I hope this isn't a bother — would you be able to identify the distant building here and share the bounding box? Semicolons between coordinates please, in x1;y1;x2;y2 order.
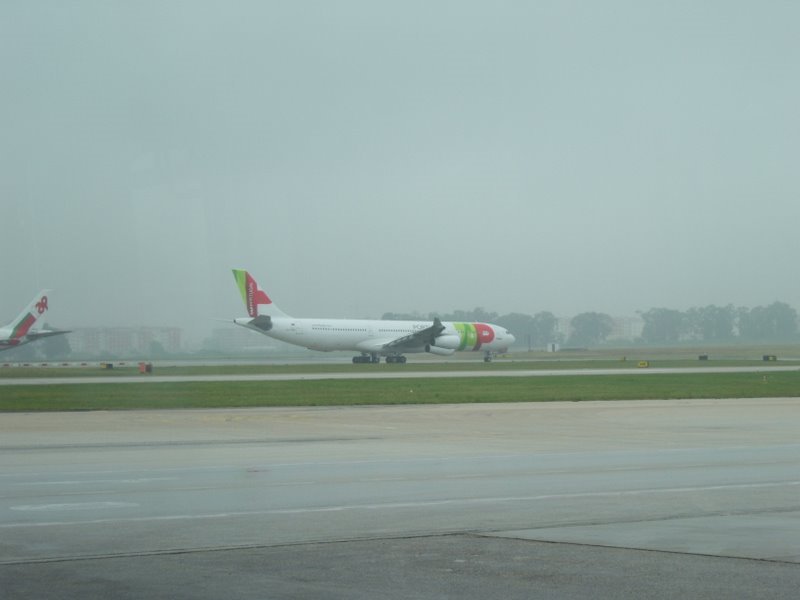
607;317;644;341
69;327;182;356
208;327;279;353
556;316;644;345
556;317;572;343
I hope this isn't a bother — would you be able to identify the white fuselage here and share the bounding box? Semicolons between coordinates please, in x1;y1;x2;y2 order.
0;326;17;348
234;317;514;356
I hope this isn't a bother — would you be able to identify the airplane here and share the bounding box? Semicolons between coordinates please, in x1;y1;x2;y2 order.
0;290;70;352
232;269;515;363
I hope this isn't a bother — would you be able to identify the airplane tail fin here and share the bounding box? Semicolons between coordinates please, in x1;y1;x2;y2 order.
232;269;289;318
6;290;53;341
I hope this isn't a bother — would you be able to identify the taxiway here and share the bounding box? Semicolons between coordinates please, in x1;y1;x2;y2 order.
2;399;800;598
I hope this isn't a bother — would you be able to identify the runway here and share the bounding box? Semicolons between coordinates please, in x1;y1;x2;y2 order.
2;399;800;598
2;364;799;385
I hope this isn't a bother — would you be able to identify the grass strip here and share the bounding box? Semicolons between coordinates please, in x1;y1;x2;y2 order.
1;371;798;412
2;359;799;378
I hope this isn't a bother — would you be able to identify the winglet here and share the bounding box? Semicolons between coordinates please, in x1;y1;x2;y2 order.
432;317;445;336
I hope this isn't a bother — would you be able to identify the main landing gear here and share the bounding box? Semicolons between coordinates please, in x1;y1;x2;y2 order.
352;353;407;364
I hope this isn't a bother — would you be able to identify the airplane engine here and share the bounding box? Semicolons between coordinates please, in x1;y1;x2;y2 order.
425;344;456;356
432;334;461;350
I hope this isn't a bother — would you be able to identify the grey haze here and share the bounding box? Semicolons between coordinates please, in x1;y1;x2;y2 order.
2;1;799;345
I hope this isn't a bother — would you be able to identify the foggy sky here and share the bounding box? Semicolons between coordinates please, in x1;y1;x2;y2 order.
3;1;799;344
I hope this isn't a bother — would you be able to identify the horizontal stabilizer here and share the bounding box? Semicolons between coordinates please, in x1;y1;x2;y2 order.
26;329;70;341
248;315;273;332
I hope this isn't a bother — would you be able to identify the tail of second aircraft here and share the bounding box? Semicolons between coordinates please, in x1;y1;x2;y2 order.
232;269;288;318
3;290;53;342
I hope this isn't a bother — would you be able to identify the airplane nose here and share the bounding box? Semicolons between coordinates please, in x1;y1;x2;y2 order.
507;332;516;345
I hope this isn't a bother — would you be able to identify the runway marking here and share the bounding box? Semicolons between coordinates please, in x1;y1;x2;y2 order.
10;502;140;512
3;480;799;527
271;481;317;486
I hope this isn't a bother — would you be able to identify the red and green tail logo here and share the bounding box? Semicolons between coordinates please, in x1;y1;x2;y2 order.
9;294;48;340
10;313;37;341
233;270;271;317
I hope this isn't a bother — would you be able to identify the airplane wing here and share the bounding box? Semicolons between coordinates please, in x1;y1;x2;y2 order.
381;318;445;351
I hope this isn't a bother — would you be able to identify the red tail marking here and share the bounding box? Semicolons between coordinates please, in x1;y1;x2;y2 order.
245;274;271;317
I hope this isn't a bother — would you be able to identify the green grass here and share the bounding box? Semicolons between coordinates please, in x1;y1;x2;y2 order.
2;371;799;412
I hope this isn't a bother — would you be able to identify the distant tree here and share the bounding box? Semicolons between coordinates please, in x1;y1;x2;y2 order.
532;311;559;346
201;336;221;353
2;342;40;362
444;310;471;322
40;334;72;360
640;308;685;344
440;308;499;323
568;312;613;347
685;305;736;342
148;340;168;358
738;302;798;341
471;307;499;323
496;313;534;349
